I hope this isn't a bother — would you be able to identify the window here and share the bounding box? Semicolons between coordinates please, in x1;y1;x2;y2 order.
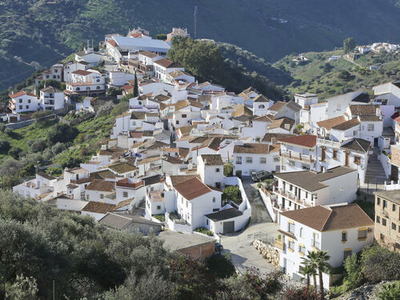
260;157;267;164
86;194;89;200
258;104;265;109
216;168;220;173
358;229;367;240
376;216;380;223
274;157;280;162
392;223;397;231
26;105;29;109
213;197;216;203
312;232;320;248
377;197;381;206
100;194;104;199
342;231;347;242
157;205;161;210
383;200;387;209
344;249;353;261
176;120;179;125
182;114;187;118
28;99;31;103
19;105;22;109
96;86;100;90
354;156;361;165
367;124;374;131
288;240;295;250
393;204;397;212
123;192;128;197
246;157;253;163
299;227;303;237
236;156;242;165
186;201;188;208
353;130;357;136
19;99;22;103
332;150;338;159
382;218;387;226
299;244;306;254
288;222;295;233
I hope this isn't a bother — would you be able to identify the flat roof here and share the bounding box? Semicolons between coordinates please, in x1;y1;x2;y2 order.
374;190;400;205
112;36;170;53
157;231;215;251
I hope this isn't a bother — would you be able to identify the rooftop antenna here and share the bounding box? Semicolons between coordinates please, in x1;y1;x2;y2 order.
194;6;198;39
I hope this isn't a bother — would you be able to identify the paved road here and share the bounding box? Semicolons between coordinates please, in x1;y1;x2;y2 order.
220;223;279;275
242;178;273;224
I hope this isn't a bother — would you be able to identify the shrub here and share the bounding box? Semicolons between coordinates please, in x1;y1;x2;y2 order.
222;185;242;205
343;253;363;291
361;245;400;283
194;227;213;236
47;123;79;145
223;163;233;177
284;287;320;300
153;214;165;222
378;281;400;300
205;254;235;279
8;147;23;159
0;140;11;153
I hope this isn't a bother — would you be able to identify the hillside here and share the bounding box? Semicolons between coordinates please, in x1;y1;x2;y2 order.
2;0;400;90
275;50;400;100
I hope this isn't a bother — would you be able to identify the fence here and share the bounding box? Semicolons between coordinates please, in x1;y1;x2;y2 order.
247;231;276;246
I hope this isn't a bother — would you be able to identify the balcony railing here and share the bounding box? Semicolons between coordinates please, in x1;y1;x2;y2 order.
274;189;311;208
274;239;285;251
280;150;314;163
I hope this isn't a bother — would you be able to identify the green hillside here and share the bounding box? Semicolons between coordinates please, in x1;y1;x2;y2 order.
275;50;400;100
2;0;400;90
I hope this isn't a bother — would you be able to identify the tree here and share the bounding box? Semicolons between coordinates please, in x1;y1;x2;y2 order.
338;70;351;81
156;34;167;40
299;260;316;291
8;147;23;159
222;186;242;205
343;37;356;54
315;251;331;299
343;253;363;291
47;123;79;145
303;252;318;289
133;71;139;97
0;140;11;153
378;281;400;300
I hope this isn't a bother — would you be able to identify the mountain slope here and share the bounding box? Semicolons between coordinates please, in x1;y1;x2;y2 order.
2;0;400;89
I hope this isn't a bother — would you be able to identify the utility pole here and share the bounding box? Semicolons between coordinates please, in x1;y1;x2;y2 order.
194;6;198;39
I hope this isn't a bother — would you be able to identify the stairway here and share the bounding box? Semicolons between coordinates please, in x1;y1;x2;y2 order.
365;152;388;184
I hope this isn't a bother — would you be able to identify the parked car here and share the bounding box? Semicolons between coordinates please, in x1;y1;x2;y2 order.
251;170;274;182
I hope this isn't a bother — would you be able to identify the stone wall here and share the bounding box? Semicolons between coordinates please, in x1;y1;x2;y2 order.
253;239;279;268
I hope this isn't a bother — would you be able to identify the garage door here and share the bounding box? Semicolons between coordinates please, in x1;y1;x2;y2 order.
223;221;235;234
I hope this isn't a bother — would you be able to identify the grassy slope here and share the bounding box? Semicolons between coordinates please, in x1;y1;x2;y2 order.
2;0;400;89
275;50;400;100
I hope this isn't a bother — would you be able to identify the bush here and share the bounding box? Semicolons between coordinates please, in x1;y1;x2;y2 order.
378;281;400;300
0;140;11;153
194;227;213;236
361;245;400;283
8;147;23;159
343;253;363;291
205;254;235;279
222;185;242;205
153;214;165;222
284;287;320;300
47;123;79;145
224;163;233;177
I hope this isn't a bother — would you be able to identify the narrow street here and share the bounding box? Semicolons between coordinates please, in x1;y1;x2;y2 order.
242;178;273;224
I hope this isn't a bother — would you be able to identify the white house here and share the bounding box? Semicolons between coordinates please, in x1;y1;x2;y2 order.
8;91;39;114
267;101;301;125
198;154;224;189
40;86;64;111
373;81;400;107
279;135;317;172
253;95;273;116
85;179;116;204
13;172;56;199
316;138;370;184
63;61;88;83
276;204;374;289
233;143;281;176
75;48;103;66
65;70;106;97
268;166;358;219
153;59;184;82
294;93;318;108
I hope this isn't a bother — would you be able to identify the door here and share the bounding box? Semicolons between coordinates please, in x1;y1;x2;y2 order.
223;221;235;234
374;138;379;148
345;152;349;166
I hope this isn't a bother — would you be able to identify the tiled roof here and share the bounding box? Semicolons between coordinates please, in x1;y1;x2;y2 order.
253;115;275;123
82;201;116;213
262;133;296;143
72;70;93;76
200;154;223;165
349;104;379;116
234;143;278;154
316;116;346;130
173;177;213;200
86;179;115;192
269;117;295;131
331;118;360;131
231;104;253;117
107;162;137;174
341;138;371;153
274;166;356;192
286;100;302;112
268;101;287;112
281;204;373;232
9;91;36;98
154;58;174;68
358;115;381;122
253;95;270;103
169;175;200;186
278;135;317;148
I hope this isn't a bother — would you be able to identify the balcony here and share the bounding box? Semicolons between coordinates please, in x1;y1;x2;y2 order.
274;188;311;208
280;150;314;163
274;239;285;251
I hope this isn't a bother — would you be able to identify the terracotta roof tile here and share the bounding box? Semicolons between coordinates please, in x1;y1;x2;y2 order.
82;201;116;213
278;135;317;148
316;116;346;130
86;179;115;192
173;177;213;200
331;118;360;131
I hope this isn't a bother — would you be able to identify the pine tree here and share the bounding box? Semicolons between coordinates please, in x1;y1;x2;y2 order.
133;71;139;97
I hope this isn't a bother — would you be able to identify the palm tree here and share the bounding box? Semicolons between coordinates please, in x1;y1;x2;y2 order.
299;262;315;291
304;251;319;289
315;250;331;300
